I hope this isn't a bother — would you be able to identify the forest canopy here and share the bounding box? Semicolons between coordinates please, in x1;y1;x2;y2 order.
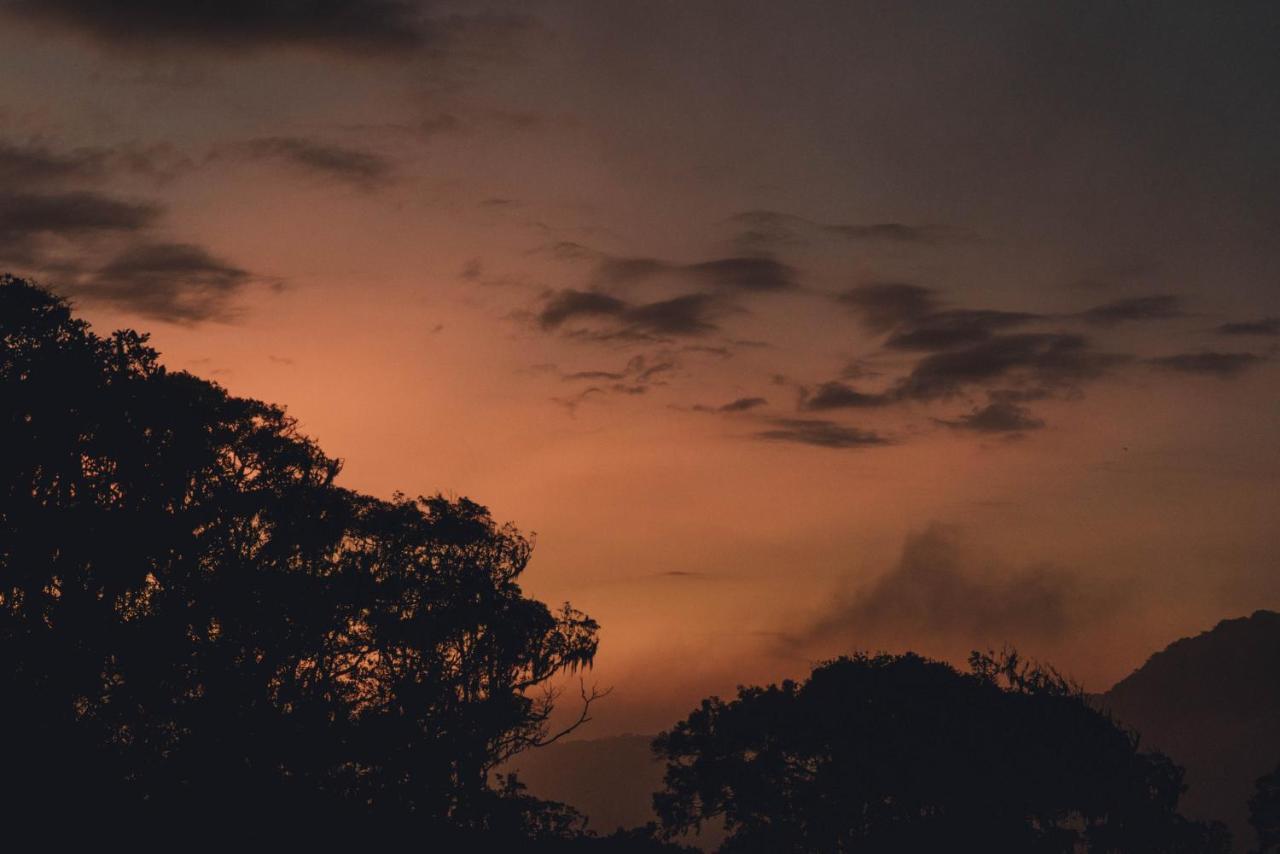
652;651;1232;853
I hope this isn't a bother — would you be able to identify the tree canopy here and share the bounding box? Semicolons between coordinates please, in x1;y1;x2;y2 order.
0;275;600;839
652;650;1231;853
1252;761;1280;854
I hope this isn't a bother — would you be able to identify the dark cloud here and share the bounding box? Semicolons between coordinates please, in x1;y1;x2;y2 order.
593;253;796;292
728;210;956;251
0;190;160;264
564;369;626;381
624;294;720;336
67;242;255;324
226;137;393;188
1147;351;1263;378
0;191;159;240
894;333;1127;401
717;397;767;413
837;282;939;332
538;289;722;339
884;309;1039;352
938;400;1046;434
789;526;1105;657
838;282;1041;350
5;0;435;55
1075;295;1183;326
753;418;887;449
538;289;628;329
0;139;194;188
801;381;888;411
1216;317;1279;336
684;257;795;292
0;141;107;187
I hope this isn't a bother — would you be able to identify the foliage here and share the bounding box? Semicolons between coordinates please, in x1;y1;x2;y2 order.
0;274;599;834
1252;762;1280;853
652;649;1231;853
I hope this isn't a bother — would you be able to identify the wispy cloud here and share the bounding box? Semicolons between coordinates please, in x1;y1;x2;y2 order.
217;136;394;189
1147;351;1263;378
753;418;888;449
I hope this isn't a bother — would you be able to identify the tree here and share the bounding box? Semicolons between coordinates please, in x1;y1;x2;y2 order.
652;650;1230;853
0;275;600;838
1252;762;1280;853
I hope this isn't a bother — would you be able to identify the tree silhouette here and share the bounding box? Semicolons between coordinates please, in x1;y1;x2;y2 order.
652;650;1231;853
1252;762;1280;853
0;275;601;840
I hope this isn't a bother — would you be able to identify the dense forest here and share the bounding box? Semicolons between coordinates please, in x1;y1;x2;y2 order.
2;275;1276;852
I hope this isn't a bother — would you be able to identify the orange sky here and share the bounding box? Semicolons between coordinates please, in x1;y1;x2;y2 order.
2;1;1278;735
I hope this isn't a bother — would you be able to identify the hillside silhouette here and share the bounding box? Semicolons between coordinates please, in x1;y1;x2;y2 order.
1101;610;1280;850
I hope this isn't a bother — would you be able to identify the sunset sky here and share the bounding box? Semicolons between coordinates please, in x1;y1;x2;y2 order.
3;1;1277;735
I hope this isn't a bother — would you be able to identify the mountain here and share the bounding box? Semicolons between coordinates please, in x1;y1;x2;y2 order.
1100;610;1280;850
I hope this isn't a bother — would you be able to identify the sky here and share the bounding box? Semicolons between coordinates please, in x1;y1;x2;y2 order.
2;0;1278;736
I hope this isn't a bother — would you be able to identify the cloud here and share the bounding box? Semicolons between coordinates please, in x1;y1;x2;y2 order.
561;354;674;385
718;396;767;413
695;396;769;414
753;418;888;449
1147;351;1263;378
838;283;1040;350
538;289;722;338
0;141;107;187
224;137;393;188
4;0;433;55
0;190;160;263
728;210;957;251
1216;317;1279;336
593;253;796;292
538;289;628;328
788;526;1107;658
894;333;1127;401
66;242;256;323
0;139;195;189
0;190;159;239
684;257;796;292
563;369;626;381
937;399;1046;434
1075;295;1183;326
551;354;678;413
801;381;889;411
837;282;939;332
884;308;1039;352
624;294;720;336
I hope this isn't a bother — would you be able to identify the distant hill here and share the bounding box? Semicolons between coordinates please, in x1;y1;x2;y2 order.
1100;610;1280;851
